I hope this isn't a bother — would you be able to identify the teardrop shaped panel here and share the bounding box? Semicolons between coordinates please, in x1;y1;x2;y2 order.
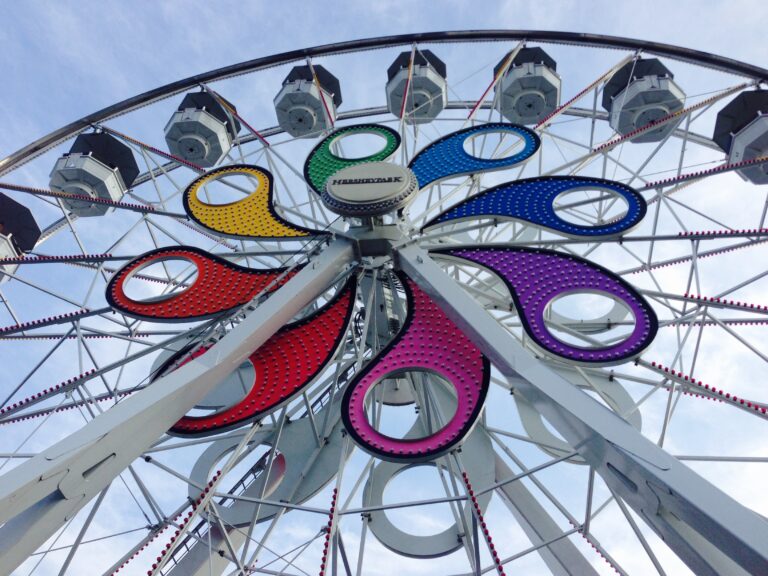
408;122;540;188
423;176;646;238
170;277;357;436
438;247;657;364
106;246;296;321
342;273;489;462
183;164;316;239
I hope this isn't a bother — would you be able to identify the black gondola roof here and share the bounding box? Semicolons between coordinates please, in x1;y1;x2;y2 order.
283;65;342;107
177;92;241;138
602;58;674;110
494;47;557;77
713;90;768;152
0;193;41;252
69;133;140;188
387;49;447;81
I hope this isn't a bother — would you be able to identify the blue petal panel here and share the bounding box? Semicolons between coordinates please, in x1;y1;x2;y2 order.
408;123;540;189
423;176;646;238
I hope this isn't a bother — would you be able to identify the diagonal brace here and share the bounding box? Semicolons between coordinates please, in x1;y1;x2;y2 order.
396;243;768;576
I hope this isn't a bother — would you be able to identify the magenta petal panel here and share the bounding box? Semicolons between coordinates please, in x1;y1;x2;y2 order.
342;273;489;462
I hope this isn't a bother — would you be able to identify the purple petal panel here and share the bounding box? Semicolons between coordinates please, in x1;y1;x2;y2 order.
342;274;489;462
443;247;657;364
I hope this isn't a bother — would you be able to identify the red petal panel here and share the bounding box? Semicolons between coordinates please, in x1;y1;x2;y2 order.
170;277;356;436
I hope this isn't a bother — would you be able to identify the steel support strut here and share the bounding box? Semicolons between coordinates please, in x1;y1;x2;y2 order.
0;238;356;575
396;243;768;576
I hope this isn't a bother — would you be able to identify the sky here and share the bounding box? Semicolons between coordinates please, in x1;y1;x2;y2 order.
1;2;767;575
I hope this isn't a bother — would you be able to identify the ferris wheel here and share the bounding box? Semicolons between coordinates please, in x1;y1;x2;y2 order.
1;30;768;576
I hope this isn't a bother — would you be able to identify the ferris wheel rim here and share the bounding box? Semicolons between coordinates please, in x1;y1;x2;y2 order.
2;28;766;178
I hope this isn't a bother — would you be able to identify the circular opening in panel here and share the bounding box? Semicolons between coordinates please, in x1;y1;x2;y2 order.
553;187;629;227
195;171;264;205
544;291;636;349
462;130;525;159
382;464;459;536
330;131;389;160
364;370;458;441
122;257;198;303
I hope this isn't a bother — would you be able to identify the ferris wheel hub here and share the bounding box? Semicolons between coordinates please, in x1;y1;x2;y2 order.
322;162;418;217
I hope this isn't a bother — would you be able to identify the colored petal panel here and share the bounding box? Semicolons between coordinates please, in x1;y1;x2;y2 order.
303;124;401;194
342;274;489;462
183;165;315;238
106;246;295;321
442;247;658;363
408;122;540;188
424;176;646;238
171;278;357;436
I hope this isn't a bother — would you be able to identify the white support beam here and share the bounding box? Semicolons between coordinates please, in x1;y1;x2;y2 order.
0;238;356;575
396;243;768;576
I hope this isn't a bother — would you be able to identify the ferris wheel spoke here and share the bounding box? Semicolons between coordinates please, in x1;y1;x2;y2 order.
619;234;768;276
464;42;523;125
132;164;186;207
99;123;206;176
2;322;222;420
0;266;88;308
201;83;272;151
468;443;595;575
637;360;768;420
489;431;594;535
606;487;669;576
151;419;284;575
495;439;631;576
657;191;740;232
0;306;108;337
0;288;23;329
706;312;768;363
136;148;179;210
0;181;188;219
394;45;417;162
238;526;322;575
263;148;330;227
641;155;768;194
235;406;292;567
485;423;576;454
622;130;678;190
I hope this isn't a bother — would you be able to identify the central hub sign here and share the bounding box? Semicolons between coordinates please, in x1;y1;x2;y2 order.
323;162;418;216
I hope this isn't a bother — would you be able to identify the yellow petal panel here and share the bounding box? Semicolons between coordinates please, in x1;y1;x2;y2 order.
183;165;314;239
